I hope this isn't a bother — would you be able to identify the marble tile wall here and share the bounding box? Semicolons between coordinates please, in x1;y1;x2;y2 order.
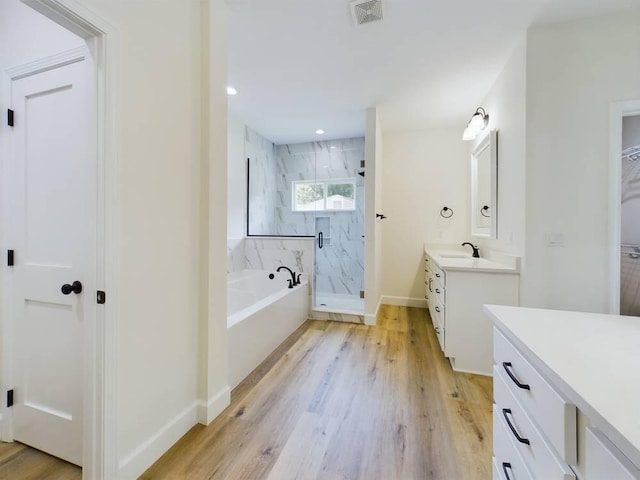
227;237;314;279
246;127;278;235
275;138;366;297
244;126;365;300
243;238;314;277
227;238;246;273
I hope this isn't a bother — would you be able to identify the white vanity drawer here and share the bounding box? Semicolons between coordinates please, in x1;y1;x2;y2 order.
434;320;445;352
432;261;446;287
432;300;445;326
432;280;445;304
494;328;577;464
494;367;576;480
586;427;640;479
494;407;534;480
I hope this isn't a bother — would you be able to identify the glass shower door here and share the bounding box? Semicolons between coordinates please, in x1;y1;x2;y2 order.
312;139;365;314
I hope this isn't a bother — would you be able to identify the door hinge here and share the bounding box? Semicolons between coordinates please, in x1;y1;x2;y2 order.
7;250;14;266
7;389;14;407
7;109;14;127
97;290;106;304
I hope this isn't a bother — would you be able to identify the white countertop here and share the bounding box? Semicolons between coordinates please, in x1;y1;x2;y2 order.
424;244;519;273
484;304;640;467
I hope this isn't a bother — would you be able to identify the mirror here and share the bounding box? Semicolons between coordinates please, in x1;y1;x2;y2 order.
471;129;498;238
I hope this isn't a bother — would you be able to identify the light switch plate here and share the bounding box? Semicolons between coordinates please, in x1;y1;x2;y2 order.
546;232;565;247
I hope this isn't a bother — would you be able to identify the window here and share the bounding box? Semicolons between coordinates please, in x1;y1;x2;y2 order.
293;180;356;212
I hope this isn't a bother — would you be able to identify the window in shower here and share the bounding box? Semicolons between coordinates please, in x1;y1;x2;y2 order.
292;180;356;212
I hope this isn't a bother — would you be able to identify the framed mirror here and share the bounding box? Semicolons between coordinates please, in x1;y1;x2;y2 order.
471;129;498;238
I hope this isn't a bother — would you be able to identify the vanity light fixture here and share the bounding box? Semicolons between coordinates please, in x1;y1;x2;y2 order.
315;129;325;135
226;86;238;96
462;107;489;141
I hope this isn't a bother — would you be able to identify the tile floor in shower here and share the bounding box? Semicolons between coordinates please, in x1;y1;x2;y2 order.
314;292;364;314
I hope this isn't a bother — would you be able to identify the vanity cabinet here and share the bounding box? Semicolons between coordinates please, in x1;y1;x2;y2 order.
586;427;640;479
486;305;640;480
493;329;576;480
423;249;519;376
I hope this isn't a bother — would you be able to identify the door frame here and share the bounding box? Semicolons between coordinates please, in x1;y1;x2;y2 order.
0;1;119;477
608;100;640;315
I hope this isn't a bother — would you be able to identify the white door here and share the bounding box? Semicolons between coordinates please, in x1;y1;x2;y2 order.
5;55;94;467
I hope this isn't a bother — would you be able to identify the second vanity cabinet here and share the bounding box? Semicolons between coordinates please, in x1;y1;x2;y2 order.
486;305;640;480
424;246;519;376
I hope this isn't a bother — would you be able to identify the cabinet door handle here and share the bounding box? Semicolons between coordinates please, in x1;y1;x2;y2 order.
435;306;440;313
435;273;441;278
502;409;530;445
428;278;433;292
503;362;531;390
502;463;513;480
435;288;440;293
435;326;440;334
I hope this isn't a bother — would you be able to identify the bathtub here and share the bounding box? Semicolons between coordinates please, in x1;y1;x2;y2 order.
228;269;309;388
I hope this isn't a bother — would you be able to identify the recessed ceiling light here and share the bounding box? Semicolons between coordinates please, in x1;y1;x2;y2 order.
330;146;337;150
316;129;325;135
226;86;237;96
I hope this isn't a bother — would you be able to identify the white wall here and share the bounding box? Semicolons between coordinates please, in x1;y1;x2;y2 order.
364;109;383;324
472;36;527;258
10;0;230;477
0;0;84;69
200;0;230;441
381;128;469;300
227;114;246;240
67;2;209;476
523;10;640;311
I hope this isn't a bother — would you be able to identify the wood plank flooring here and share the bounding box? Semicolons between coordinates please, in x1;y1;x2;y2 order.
0;305;493;479
142;305;493;479
0;441;80;480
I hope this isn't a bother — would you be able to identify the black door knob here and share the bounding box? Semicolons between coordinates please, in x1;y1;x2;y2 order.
61;281;83;295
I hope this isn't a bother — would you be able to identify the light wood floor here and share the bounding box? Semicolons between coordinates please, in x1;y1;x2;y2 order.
0;305;493;479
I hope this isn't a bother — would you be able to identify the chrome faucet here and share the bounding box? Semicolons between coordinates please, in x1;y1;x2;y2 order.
277;266;298;287
461;242;480;258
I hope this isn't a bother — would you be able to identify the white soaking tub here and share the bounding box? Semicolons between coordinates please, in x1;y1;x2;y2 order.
227;269;309;388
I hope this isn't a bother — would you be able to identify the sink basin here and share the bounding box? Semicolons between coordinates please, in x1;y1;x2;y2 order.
438;253;470;259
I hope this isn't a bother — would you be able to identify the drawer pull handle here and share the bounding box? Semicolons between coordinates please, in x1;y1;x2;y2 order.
435;306;441;313
428;278;433;293
435;326;440;334
435;273;441;278
502;463;513;480
503;362;531;390
435;288;441;293
502;409;530;445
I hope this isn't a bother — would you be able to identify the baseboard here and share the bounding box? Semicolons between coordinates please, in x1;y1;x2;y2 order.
118;401;199;479
197;385;231;425
364;297;383;326
381;296;428;308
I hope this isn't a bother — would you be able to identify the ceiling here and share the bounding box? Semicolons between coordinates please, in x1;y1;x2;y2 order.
227;0;640;145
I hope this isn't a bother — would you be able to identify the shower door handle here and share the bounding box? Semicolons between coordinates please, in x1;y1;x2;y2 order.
318;231;323;249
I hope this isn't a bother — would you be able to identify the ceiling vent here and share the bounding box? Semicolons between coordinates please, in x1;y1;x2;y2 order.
350;0;383;26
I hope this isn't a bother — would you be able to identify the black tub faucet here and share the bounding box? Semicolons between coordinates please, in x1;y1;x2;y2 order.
461;242;480;258
277;266;298;287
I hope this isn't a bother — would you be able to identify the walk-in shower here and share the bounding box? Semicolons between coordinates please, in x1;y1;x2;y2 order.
247;133;365;315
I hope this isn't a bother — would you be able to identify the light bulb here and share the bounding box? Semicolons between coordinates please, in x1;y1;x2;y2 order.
462;126;476;141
